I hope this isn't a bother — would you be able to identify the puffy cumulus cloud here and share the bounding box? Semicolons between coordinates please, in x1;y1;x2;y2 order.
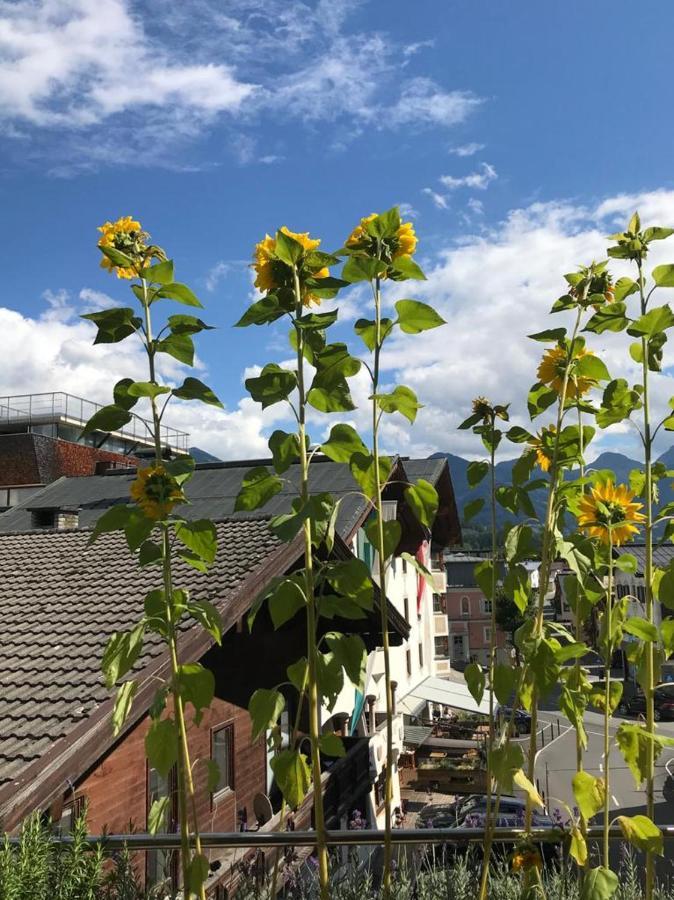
0;0;255;128
12;190;674;466
370;189;674;461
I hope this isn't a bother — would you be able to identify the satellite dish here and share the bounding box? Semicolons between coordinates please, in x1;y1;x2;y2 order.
254;793;273;826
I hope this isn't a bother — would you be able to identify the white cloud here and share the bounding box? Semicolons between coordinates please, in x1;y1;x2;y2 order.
0;0;255;128
398;202;419;219
422;187;449;210
13;190;674;466
388;77;482;128
450;142;485;157
372;190;674;461
440;162;497;191
0;0;484;169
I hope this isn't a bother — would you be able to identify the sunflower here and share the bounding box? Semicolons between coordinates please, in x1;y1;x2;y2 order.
252;227;328;306
97;216;145;279
346;213;418;260
511;848;542;872
577;481;646;546
528;425;556;473
130;464;185;521
537;346;595;399
471;396;492;419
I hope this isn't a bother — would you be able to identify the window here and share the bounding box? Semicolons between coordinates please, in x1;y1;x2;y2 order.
418;642;424;668
461;596;470;617
433;594;445;614
616;584;630;598
483;626;492;643
452;635;464;648
402;557;407;575
212;723;235;797
147;767;177;889
635;585;646;604
481;598;492;615
404;597;409;623
434;636;449;659
58;796;85;832
406;649;412;676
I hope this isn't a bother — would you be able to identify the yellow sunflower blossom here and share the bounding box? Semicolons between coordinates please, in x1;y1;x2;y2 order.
346;213;377;247
130;464;184;521
528;425;556;473
537;346;595;399
394;220;417;258
97;216;143;279
346;213;418;260
511;848;542;872
471;396;492;419
252;227;328;306
577;481;646;546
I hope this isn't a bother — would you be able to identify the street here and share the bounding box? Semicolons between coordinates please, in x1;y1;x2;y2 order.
535;707;674;877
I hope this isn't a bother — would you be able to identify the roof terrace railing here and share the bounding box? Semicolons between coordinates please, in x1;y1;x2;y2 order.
0;391;189;452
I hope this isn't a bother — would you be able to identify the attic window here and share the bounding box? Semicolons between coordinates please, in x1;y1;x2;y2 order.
31;509;55;529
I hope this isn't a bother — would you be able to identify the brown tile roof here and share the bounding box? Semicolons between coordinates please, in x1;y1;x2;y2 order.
0;518;280;791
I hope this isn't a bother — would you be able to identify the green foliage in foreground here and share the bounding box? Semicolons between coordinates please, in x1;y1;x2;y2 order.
3;817;674;900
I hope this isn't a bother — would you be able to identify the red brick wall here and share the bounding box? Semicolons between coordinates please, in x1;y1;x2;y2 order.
75;698;266;836
54;441;138;479
0;433;138;486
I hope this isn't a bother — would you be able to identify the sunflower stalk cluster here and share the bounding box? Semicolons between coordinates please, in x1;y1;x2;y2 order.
234;208;445;900
85;217;228;899
461;223;674;900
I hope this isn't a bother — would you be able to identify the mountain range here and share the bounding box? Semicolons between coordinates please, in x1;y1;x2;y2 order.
431;449;674;532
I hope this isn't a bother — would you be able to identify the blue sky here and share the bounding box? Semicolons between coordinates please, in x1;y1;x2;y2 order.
2;0;674;460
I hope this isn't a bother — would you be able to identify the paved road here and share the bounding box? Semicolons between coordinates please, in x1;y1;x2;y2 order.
535;708;674;877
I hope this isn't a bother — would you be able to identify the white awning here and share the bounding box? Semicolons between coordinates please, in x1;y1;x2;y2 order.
399;675;490;716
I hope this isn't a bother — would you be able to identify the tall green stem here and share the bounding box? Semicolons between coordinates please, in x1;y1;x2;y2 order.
638;260;656;899
603;533;614;871
142;282;205;900
292;266;329;900
477;431;498;900
575;406;588;868
525;309;582;835
371;275;394;896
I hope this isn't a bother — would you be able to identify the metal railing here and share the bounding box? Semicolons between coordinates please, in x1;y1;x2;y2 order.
13;826;674;850
0;392;189;452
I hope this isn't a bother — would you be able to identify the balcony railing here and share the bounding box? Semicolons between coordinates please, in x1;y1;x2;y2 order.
0;391;189;452
18;825;674;850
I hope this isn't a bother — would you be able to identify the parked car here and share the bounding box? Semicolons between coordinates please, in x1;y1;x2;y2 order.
496;705;532;735
416;795;558;863
617;684;674;721
416;795;551;830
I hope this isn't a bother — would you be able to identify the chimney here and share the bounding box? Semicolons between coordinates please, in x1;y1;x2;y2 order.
29;505;80;530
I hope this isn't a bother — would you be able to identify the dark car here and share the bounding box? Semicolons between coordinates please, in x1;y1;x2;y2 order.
416;795;550;830
617;684;674;721
496;705;532;735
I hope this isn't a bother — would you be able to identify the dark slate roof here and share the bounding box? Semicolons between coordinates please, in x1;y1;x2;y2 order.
0;460;371;537
0;457;448;538
614;543;674;575
0;519;280;789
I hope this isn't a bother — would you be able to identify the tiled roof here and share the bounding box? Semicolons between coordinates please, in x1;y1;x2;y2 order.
0;518;280;789
613;542;674;574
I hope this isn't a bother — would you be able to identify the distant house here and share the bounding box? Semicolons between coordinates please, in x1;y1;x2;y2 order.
443;553;508;668
0;454;460;886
